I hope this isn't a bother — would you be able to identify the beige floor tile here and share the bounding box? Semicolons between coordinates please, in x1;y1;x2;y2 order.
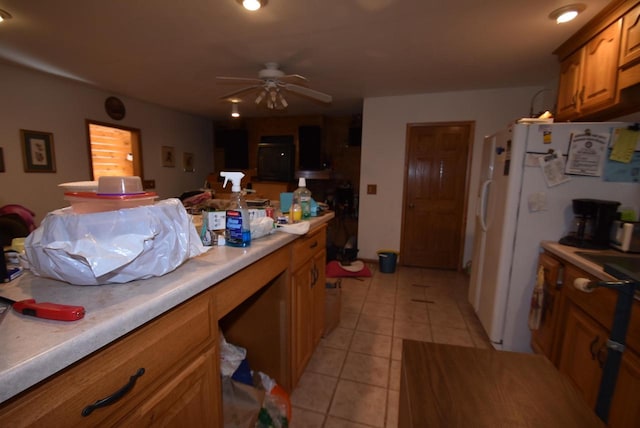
361;301;395;319
329;379;388;428
324;416;374;427
394;301;429;324
290;406;325;428
306;345;347;377
350;330;392;358
431;325;475;347
290;371;338;413
322;327;355;350
356;313;394;336
342;295;365;314
428;306;467;329
393;319;432;342
341;352;390;388
365;290;397;305
386;389;400;428
339;310;359;329
391;337;403;361
290;265;488;426
388;359;401;391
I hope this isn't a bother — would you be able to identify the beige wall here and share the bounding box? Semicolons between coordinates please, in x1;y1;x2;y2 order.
359;86;555;264
0;63;213;225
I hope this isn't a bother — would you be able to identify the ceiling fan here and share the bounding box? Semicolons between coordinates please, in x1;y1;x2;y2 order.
217;62;332;110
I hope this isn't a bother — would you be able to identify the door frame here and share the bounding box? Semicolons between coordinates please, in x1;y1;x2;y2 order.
400;121;474;271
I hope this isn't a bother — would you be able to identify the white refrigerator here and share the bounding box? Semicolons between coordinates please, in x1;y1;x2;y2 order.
468;121;640;352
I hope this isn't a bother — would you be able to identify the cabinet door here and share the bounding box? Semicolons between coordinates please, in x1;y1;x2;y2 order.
312;250;327;346
580;20;622;113
558;301;607;408
556;49;583;121
619;3;640;68
608;348;640;428
292;261;314;383
530;253;562;364
119;349;219;427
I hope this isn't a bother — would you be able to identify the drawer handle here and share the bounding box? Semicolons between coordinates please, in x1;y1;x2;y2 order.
309;241;318;249
82;367;145;417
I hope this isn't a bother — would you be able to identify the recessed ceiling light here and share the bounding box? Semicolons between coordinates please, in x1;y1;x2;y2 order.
0;9;13;23
549;3;586;24
236;0;268;11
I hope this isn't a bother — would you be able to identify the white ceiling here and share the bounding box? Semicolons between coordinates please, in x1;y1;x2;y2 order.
0;0;611;120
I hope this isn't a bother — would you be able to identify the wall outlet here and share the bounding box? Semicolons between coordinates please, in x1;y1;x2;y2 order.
367;184;377;195
143;179;156;189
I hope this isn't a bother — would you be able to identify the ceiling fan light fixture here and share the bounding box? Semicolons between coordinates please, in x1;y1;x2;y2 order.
237;0;267;11
549;3;586;24
0;8;12;22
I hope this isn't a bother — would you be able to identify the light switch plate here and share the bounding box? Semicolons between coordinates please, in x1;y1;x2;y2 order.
367;184;377;195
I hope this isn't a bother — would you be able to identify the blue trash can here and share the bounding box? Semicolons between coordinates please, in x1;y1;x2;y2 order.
377;250;398;273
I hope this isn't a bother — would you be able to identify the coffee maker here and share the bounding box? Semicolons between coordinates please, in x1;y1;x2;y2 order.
559;198;620;249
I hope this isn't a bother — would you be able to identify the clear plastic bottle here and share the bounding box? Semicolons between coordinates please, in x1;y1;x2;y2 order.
294;177;312;219
220;171;251;247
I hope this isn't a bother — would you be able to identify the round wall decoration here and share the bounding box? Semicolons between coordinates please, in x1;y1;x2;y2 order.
105;96;126;120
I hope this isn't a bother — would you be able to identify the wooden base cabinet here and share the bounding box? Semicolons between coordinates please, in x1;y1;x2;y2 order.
556;262;640;428
291;225;326;385
0;291;219;428
530;252;563;364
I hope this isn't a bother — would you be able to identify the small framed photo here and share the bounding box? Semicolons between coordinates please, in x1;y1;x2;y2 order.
183;152;195;172
161;145;175;167
0;147;5;172
21;129;56;173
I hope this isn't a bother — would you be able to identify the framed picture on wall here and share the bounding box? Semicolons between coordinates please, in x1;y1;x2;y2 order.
183;152;195;172
21;129;56;173
0;147;5;172
161;145;175;167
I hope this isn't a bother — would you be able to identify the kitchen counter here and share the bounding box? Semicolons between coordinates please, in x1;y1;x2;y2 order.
541;241;640;281
0;213;333;404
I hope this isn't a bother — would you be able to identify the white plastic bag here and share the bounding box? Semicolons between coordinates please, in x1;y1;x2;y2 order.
25;198;208;285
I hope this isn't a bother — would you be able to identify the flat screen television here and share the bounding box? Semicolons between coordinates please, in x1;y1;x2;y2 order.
257;138;295;182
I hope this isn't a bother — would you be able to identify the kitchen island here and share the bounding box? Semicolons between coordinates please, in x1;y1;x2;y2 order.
0;212;333;426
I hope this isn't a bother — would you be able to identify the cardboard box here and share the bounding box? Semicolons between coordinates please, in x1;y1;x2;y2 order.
323;280;342;337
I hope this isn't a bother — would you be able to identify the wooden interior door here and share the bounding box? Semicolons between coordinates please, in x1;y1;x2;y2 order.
400;123;472;269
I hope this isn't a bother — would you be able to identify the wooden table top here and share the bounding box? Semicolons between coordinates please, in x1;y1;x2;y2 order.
399;340;604;428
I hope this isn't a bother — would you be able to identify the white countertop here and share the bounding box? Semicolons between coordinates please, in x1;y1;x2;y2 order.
541;240;640;281
0;213;333;404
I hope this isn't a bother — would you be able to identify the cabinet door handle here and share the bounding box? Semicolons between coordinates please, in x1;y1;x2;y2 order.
589;336;599;360
82;367;145;417
597;344;608;369
579;86;585;105
309;241;318;249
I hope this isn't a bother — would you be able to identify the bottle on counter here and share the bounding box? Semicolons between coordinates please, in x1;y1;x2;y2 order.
220;171;251;247
294;177;312;219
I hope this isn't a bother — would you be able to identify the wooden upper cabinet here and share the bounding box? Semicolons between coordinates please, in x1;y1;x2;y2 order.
556;20;622;121
580;20;622;113
556;50;584;121
620;3;640;68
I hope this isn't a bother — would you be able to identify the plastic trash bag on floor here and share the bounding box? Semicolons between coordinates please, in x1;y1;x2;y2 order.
25;198;208;285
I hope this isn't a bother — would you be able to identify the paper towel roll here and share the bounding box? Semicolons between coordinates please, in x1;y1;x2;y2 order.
573;278;595;293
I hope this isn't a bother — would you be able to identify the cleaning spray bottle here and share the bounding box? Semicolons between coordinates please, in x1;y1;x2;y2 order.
220;171;251;247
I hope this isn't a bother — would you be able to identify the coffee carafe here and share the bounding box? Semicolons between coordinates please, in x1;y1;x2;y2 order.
560;198;620;249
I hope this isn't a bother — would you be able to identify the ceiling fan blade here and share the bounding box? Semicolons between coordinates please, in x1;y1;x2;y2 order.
216;76;264;85
219;85;262;100
280;74;308;83
283;83;332;103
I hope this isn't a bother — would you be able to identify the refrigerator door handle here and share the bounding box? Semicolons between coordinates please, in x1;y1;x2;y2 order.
479;179;492;232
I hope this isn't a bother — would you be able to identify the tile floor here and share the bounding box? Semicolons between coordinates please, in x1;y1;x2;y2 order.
289;263;491;428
